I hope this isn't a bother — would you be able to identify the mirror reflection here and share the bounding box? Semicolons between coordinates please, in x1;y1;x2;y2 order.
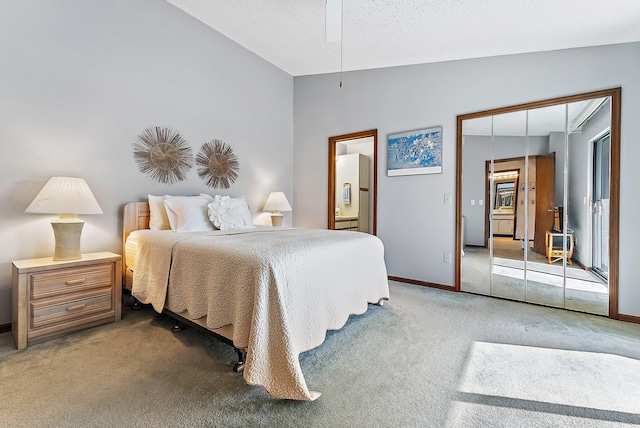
491;172;519;243
491;173;518;240
460;93;615;316
494;179;516;214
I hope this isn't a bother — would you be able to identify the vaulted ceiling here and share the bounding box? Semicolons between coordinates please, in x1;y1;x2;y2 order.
166;0;640;76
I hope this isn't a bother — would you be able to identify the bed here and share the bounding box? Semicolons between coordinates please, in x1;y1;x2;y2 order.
122;200;389;401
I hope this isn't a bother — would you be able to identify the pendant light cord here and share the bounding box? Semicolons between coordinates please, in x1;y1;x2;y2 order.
339;0;343;88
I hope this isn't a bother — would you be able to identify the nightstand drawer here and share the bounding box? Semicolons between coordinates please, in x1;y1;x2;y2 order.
30;264;113;300
30;287;113;330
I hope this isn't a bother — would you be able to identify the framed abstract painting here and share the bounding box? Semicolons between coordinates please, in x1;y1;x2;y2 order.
387;126;443;176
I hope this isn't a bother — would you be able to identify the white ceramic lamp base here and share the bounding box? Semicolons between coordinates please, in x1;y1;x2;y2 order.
270;212;284;227
51;216;84;260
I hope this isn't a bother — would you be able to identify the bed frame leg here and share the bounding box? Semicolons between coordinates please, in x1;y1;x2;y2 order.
233;350;246;373
171;319;187;333
131;297;143;311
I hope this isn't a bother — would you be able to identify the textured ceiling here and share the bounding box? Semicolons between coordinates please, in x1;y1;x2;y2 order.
165;0;640;76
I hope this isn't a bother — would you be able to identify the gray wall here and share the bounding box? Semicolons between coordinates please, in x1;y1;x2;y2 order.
0;0;294;324
293;42;640;317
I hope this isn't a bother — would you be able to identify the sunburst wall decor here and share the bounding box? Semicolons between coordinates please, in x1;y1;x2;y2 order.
133;126;193;185
196;139;239;189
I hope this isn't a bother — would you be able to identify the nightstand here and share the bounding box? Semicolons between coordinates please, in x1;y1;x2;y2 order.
12;252;122;350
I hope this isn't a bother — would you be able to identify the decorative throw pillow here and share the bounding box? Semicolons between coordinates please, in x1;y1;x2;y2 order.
164;196;215;232
148;194;171;230
208;195;255;230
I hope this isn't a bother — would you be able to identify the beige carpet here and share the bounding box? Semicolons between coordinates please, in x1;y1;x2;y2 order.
449;342;640;427
1;282;640;427
462;246;609;315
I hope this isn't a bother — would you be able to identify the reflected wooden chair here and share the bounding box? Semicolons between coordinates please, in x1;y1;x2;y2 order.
545;230;574;265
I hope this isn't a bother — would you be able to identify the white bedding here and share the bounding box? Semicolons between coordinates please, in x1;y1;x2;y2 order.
129;227;389;401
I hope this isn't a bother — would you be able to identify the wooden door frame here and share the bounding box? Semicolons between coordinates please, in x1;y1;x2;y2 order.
328;129;378;235
484;160;522;246
455;88;621;319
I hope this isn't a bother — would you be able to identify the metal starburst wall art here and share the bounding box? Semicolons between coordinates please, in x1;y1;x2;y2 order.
196;139;239;189
133;127;193;184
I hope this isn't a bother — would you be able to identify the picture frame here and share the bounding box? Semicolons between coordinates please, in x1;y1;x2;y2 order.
387;126;443;176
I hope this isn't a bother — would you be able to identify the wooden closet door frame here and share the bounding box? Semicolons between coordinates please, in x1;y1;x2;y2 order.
455;87;621;319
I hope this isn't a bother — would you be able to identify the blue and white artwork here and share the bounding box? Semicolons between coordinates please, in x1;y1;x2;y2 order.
387;126;443;176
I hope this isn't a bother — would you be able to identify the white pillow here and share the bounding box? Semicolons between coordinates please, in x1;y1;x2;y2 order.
208;195;255;231
161;195;210;231
163;196;215;232
148;195;171;230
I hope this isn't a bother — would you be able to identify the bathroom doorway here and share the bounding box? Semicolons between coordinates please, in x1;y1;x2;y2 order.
328;129;377;234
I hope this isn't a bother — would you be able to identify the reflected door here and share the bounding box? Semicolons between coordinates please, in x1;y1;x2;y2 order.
532;152;556;255
525;107;565;309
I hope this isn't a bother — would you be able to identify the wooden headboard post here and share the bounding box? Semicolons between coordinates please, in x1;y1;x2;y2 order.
122;202;150;289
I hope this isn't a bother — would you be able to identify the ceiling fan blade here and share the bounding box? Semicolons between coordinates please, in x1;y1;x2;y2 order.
326;0;342;42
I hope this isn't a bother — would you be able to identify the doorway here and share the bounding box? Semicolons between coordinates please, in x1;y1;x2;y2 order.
328;129;378;234
483;162;522;247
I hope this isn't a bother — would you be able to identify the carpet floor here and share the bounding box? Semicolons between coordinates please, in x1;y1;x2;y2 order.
1;281;640;427
462;246;609;316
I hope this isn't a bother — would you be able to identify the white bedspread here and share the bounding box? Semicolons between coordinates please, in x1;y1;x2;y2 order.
130;227;389;401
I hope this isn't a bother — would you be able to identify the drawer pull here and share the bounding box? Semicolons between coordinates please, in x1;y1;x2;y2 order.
66;304;86;311
66;278;86;285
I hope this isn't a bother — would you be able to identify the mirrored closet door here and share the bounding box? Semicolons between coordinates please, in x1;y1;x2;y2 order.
456;89;620;317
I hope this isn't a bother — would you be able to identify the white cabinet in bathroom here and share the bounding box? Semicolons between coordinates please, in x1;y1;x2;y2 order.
493;213;515;236
335;217;359;231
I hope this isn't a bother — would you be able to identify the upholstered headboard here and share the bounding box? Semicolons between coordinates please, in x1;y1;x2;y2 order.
122;202;150;289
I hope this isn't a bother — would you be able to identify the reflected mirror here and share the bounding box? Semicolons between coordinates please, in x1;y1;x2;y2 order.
456;89;620;318
493;173;518;214
495;182;515;211
328;129;377;234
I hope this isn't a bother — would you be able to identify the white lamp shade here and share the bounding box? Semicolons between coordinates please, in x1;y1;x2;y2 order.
25;177;103;215
263;192;292;213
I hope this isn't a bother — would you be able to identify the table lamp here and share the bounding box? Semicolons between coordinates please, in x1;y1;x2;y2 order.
25;177;103;260
263;192;292;227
